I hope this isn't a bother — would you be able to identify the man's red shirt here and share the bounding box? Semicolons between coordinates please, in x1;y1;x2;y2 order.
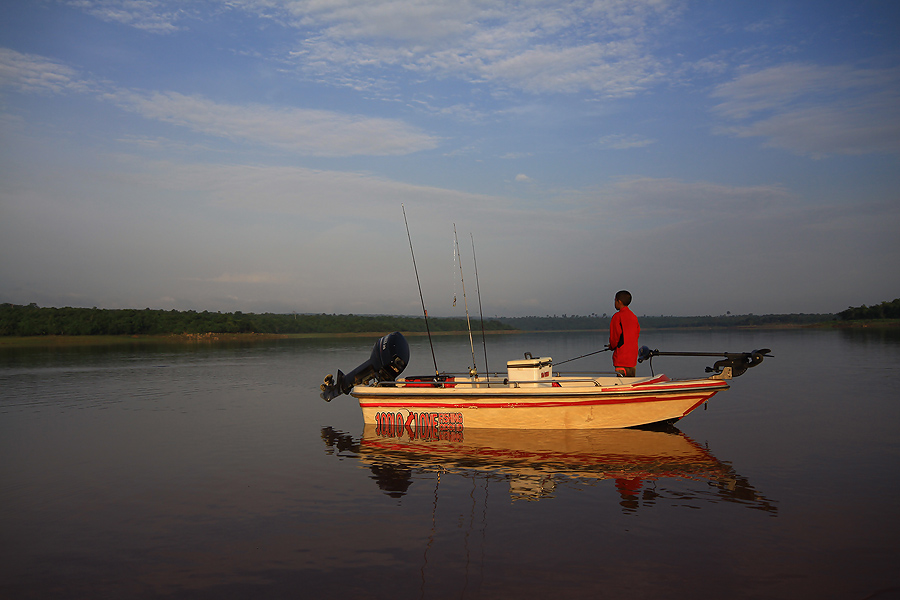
609;305;640;368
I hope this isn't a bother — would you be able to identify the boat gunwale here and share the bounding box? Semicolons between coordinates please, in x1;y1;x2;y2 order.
367;373;723;389
356;391;724;410
351;376;729;404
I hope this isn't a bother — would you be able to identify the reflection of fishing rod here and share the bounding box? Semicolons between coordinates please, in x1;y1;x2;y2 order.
453;224;478;377
402;205;439;376
420;468;442;598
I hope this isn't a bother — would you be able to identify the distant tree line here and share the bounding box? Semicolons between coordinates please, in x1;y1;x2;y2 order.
0;304;514;336
0;303;850;337
837;298;900;321
494;312;832;331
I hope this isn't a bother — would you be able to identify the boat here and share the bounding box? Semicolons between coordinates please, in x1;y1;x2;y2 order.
319;332;770;429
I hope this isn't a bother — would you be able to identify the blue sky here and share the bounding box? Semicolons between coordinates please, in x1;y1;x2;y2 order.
1;0;898;317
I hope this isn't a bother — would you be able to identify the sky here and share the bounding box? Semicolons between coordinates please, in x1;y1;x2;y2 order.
1;0;898;318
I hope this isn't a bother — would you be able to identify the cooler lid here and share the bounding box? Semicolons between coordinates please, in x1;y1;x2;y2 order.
506;357;552;368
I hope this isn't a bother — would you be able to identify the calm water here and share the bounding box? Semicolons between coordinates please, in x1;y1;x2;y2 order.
1;329;899;599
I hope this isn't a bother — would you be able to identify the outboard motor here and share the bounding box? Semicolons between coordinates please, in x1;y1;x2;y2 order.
320;332;410;401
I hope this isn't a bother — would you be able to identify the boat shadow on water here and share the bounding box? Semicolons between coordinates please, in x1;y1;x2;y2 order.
320;424;778;515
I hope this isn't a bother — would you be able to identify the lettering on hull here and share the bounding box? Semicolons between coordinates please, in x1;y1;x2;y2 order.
375;411;464;441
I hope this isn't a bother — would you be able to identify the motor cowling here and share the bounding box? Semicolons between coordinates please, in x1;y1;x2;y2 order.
320;332;410;401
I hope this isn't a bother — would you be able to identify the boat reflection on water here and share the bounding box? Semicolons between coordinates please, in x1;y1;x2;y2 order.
321;424;777;514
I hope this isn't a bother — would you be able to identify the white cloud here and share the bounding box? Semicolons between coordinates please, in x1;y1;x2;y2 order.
0;48;92;95
606;176;792;213
246;0;676;98
65;0;183;33
408;98;486;123
554;176;795;235
1;46;438;157
202;272;291;284
476;41;663;96
743;17;786;34
103;159;504;221
596;133;656;149
281;0;476;42
60;0;681;106
102;89;439;156
720;93;900;157
712;63;900;156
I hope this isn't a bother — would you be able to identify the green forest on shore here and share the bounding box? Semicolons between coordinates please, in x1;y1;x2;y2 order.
2;299;896;339
0;303;513;337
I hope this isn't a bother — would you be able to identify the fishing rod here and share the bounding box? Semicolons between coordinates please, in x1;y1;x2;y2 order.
402;205;439;376
470;233;490;384
453;224;478;377
554;347;611;366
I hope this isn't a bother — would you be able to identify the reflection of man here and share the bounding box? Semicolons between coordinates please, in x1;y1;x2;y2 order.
368;464;413;498
615;478;643;512
607;290;640;377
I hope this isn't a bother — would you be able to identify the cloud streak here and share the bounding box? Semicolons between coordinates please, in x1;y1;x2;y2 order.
289;0;675;97
65;0;183;33
66;0;678;99
102;90;439;156
1;47;438;157
0;48;92;94
712;63;900;156
596;134;656;149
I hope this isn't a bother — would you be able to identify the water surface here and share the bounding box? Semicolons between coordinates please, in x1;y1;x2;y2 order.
1;329;898;599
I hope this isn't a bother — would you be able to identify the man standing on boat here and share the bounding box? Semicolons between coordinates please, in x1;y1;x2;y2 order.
608;290;640;377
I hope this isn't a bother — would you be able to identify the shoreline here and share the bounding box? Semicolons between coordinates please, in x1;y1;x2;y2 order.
1;320;897;348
